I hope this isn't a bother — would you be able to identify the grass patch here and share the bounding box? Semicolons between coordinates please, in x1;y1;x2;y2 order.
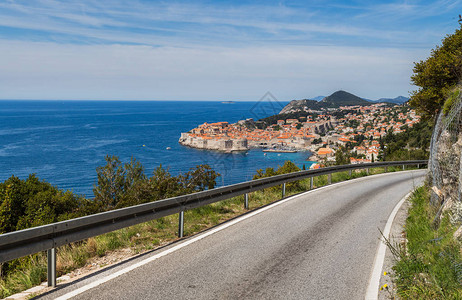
0;256;47;298
391;186;462;299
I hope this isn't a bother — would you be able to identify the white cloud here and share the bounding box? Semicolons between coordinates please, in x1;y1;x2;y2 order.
0;41;428;100
0;0;438;47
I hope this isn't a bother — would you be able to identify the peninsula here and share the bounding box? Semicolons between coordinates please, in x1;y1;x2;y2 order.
179;90;419;163
179;118;332;152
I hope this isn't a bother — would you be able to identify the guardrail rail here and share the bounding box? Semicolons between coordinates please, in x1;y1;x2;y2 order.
0;160;427;287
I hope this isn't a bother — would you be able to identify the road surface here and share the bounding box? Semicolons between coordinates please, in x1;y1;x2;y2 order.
38;170;425;300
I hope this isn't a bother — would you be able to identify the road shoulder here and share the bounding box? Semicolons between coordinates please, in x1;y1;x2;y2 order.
377;197;410;299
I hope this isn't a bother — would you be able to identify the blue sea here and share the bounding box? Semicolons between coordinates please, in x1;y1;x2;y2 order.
0;100;313;197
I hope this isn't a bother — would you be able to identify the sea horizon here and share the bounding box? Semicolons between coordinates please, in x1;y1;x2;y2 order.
0;100;313;197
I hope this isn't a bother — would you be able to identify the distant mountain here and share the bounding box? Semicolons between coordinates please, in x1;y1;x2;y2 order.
320;90;370;107
361;98;374;102
312;96;325;101
307;94;408;104
376;96;409;104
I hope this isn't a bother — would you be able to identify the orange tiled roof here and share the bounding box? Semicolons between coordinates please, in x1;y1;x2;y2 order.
317;148;332;155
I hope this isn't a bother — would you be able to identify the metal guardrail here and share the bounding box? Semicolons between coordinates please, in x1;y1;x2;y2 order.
0;160;427;286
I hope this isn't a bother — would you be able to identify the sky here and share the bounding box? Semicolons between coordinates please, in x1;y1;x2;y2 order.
0;0;461;101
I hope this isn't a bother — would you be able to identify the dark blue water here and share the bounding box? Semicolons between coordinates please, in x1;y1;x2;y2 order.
0;100;313;197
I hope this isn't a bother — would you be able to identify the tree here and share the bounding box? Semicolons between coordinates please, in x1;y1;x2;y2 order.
93;156;221;209
0;178;23;233
116;157;150;208
93;155;127;210
179;164;220;193
124;157;146;189
277;161;302;190
409;25;462;119
381;120;431;161
0;174;83;233
253;161;302;191
94;155;153;209
16;189;80;229
335;147;350;165
276;161;300;175
149;164;182;199
253;167;277;180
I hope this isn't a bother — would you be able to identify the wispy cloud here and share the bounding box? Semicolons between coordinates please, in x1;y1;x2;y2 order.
0;0;456;48
0;0;459;100
353;0;461;24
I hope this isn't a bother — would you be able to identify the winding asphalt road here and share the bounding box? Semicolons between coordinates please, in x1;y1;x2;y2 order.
38;170;425;300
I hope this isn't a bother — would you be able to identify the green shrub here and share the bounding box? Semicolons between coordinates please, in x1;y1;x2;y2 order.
443;88;461;115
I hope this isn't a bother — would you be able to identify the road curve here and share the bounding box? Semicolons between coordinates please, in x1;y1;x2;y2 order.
39;170;425;300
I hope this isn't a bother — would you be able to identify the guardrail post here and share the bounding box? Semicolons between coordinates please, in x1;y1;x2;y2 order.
282;183;286;198
178;211;184;238
328;173;332;184
47;248;56;287
417;164;420;169
310;177;314;189
366;168;369;175
348;169;352;177
244;193;249;209
402;165;405;171
385;166;388;172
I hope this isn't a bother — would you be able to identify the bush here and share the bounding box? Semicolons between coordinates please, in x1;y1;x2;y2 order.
443;88;461;115
253;161;303;191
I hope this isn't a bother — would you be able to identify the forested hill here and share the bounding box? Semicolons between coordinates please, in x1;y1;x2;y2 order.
320;90;371;107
